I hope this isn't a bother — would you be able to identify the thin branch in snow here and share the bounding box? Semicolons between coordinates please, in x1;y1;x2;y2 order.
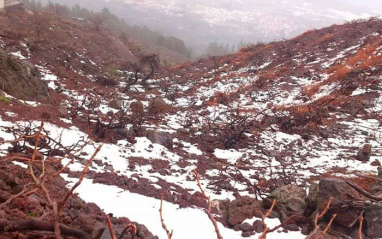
193;169;223;239
258;199;276;239
159;194;173;239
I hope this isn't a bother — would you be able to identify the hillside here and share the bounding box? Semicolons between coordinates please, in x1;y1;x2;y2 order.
0;11;382;239
42;0;382;55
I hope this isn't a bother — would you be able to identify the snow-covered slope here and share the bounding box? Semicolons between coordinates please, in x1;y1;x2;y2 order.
0;14;382;239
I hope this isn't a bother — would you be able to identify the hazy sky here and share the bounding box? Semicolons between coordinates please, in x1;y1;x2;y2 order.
344;0;382;9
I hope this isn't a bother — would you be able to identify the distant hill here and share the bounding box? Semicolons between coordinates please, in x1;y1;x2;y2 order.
37;0;382;56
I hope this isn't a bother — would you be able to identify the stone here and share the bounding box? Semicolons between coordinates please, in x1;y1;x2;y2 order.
108;99;122;109
306;183;319;209
28;194;47;207
0;190;11;203
70;197;84;210
355;144;371;162
77;214;98;233
136;224;149;237
268;184;306;221
364;204;382;238
253;220;263;233
148;97;172;114
241;231;252;237
21;60;39;77
370;167;382;197
315;178;367;227
224;196;262;226
145;130;173;149
301;226;311;235
239;222;253;231
11;184;24;194
62;216;73;224
130;101;144;114
285;224;300;231
92;223;106;239
233;224;241;231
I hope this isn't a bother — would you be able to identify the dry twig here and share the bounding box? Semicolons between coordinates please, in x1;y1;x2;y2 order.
193;169;223;239
107;214;117;239
307;197;336;239
159;194;173;239
118;223;137;239
258;199;276;239
0;123;103;239
314;197;334;227
358;211;364;239
317;214;337;239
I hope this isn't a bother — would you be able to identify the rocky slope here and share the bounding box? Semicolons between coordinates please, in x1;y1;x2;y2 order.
0;10;382;239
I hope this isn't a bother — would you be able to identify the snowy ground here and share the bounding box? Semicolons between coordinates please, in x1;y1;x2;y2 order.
63;175;305;239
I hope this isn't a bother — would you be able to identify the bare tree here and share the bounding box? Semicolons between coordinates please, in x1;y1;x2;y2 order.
33;12;50;39
90;14;106;32
121;54;160;91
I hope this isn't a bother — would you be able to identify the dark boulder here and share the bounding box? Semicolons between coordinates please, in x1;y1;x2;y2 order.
267;184;307;221
364;204;382;238
314;179;367;227
355;144;371;162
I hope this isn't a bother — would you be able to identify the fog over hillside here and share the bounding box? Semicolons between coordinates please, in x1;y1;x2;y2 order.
35;0;382;55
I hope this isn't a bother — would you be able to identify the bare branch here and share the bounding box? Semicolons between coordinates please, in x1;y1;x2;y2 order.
193;169;223;239
258;199;276;239
118;223;137;239
358;211;364;239
62;145;102;205
159;194;173;239
107;214;117;239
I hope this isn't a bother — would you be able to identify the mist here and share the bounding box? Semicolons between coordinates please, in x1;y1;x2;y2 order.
41;0;382;57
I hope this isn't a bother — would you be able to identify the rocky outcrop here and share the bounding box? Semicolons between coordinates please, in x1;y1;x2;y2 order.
0;49;48;101
314;178;367;227
267;184;307;221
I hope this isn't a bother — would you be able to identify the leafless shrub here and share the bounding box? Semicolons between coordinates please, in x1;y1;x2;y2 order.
193;169;223;239
33;12;50;40
0;122;102;239
121;54;160;91
90;14;106;32
202;106;259;149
